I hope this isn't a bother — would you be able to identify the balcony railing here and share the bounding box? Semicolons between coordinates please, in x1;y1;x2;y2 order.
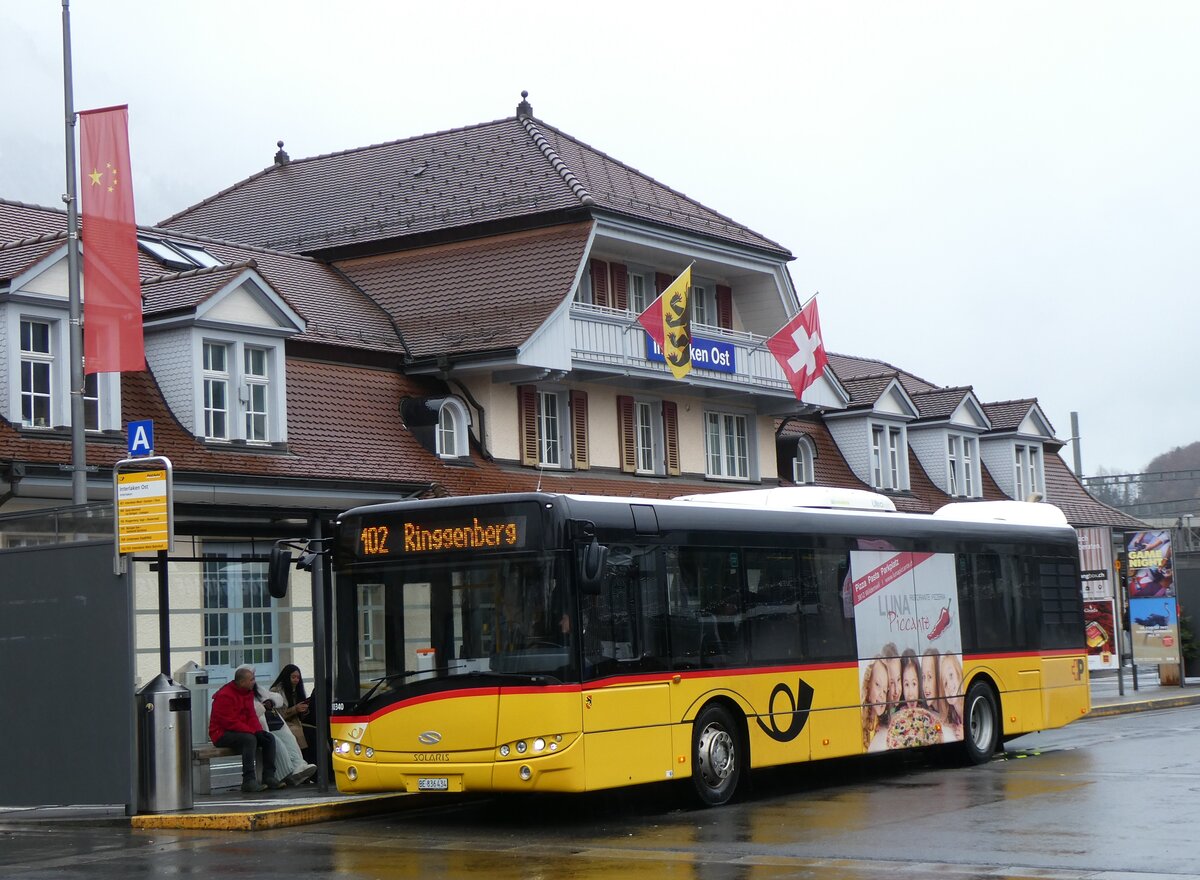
570;303;792;395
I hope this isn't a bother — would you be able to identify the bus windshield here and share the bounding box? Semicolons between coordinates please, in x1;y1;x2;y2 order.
334;551;575;707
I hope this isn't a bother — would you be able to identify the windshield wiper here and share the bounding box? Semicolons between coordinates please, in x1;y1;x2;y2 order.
358;664;467;703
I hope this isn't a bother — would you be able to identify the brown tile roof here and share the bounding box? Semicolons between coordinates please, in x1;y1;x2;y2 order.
1044;453;1145;529
910;386;974;421
839;374;901;408
0;200;69;281
336;222;592;360
778;416;872;490
981;399;1049;433
826;353;939;395
532;119;789;255
1;200;403;355
159;115;789;258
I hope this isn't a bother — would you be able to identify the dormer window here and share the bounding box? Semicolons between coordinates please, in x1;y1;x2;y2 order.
436;398;471;458
947;434;979;498
870;422;908;491
11;312;120;432
1015;444;1043;500
19;319;52;428
400;396;472;459
793;436;816;485
198;337;280;445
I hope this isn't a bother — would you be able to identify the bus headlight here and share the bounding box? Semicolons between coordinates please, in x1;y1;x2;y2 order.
533;738;546;752
365;747;374;758
499;744;510;757
515;740;527;754
519;765;532;781
347;766;358;781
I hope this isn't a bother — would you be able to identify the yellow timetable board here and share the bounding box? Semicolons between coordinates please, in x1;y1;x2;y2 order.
117;469;169;553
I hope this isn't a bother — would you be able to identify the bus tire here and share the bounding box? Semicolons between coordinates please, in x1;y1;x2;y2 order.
961;680;999;765
691;704;742;806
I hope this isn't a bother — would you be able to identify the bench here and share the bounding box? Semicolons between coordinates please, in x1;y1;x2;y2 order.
192;745;262;794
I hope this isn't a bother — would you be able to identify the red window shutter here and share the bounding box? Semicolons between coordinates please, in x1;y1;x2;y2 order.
570;390;589;470
611;263;628;311
518;385;538;467
616;395;637;474
716;285;732;330
662;400;681;476
655;272;672;295
590;259;610;308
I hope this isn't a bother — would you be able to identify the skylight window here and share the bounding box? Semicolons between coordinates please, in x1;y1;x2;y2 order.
138;237;222;270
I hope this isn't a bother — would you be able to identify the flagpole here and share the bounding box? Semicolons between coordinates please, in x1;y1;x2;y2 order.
62;0;87;504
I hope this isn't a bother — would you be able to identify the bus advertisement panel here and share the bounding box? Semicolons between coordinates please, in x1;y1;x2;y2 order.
852;550;962;752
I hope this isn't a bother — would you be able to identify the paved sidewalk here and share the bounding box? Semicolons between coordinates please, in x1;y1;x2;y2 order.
1086;666;1200;717
3;669;1196;831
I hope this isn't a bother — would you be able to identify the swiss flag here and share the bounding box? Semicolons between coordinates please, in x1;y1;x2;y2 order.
766;297;828;400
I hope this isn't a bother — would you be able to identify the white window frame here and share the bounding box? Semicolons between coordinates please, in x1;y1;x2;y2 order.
947;433;979;498
793;436;816;485
9;309;120;432
628;271;649;314
243;346;270;443
691;283;711;327
194;333;286;445
436;398;471;458
871;426;884;488
537;389;564;468
704;409;751;481
1014;443;1043;500
869;421;908;491
888;427;902;488
633;399;667;475
203;341;230;440
19;318;53;429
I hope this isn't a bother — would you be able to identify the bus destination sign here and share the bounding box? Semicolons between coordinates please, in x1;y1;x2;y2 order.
359;515;527;558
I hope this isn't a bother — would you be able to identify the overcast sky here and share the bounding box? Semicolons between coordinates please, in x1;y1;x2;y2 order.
3;1;1197;475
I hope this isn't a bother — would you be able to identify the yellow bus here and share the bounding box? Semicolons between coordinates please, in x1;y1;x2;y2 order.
317;488;1088;806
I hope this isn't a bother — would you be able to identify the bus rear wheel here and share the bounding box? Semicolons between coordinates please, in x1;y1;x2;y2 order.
691;704;742;806
961;681;999;765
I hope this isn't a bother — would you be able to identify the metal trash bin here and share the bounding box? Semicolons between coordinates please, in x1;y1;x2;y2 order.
136;673;194;813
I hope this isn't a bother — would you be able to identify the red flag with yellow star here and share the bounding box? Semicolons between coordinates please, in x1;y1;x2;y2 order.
80;105;144;374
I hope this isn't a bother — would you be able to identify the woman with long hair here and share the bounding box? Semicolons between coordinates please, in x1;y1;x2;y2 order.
271;664;315;766
860;656;891;752
938;653;965;742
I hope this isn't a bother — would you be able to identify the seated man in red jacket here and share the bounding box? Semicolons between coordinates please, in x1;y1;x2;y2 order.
210;667;282;793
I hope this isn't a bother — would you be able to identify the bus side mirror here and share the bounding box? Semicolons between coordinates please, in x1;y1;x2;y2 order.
579;538;609;594
268;544;293;599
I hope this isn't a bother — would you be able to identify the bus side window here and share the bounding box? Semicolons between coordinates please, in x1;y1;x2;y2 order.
799;549;856;661
745;549;801;663
583;545;665;677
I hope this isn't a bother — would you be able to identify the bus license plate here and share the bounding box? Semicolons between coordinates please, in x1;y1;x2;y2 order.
418;777;449;791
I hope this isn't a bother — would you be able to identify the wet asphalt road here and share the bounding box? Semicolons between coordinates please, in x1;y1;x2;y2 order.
4;704;1199;879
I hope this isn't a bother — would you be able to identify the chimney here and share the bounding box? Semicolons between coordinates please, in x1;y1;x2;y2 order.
274;140;290;166
516;90;533;118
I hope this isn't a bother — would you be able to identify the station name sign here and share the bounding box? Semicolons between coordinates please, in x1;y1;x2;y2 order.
646;333;736;374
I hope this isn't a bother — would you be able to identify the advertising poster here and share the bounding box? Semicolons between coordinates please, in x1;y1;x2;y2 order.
1083;599;1118;671
1126;530;1174;599
851;550;961;754
1077;527;1114;601
1129;597;1180;665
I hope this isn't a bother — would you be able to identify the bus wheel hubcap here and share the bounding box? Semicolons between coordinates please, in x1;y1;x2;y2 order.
698;724;735;786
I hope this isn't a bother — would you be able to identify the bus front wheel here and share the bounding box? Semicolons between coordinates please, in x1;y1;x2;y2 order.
691;704;742;806
961;681;999;765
